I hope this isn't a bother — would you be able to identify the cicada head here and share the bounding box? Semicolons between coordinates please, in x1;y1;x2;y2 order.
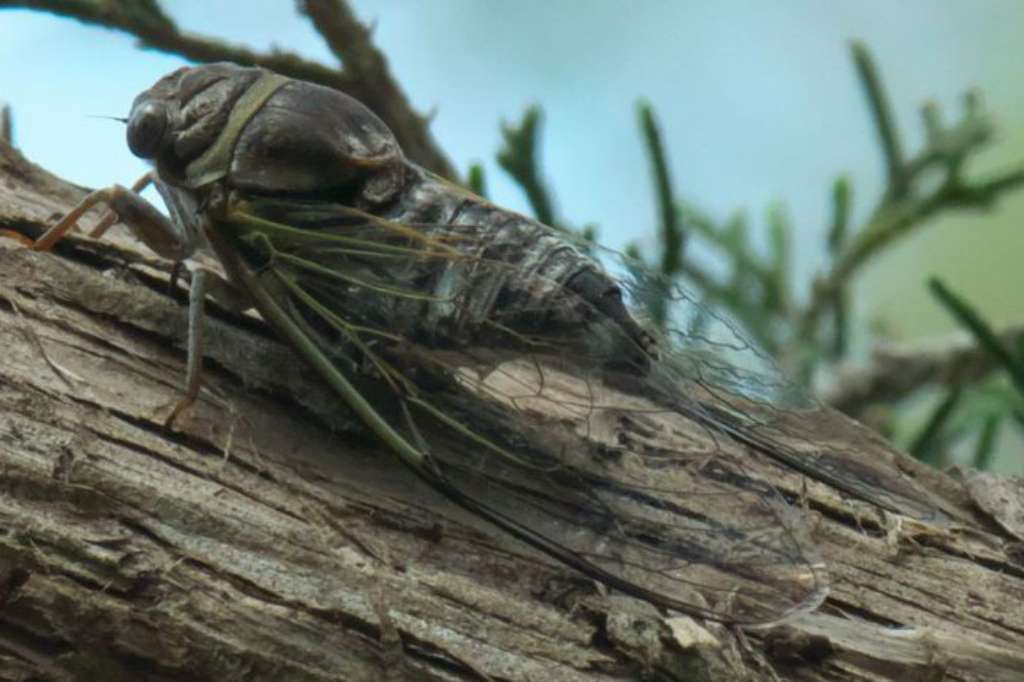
127;63;405;206
127;64;261;182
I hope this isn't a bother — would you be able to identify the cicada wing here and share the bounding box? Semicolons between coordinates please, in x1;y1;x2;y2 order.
609;248;952;523
221;197;830;623
409;355;830;624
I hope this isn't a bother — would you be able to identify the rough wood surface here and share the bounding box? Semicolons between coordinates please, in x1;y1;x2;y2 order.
1;140;1023;681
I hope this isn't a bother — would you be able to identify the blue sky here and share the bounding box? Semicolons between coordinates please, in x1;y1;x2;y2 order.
1;0;1022;332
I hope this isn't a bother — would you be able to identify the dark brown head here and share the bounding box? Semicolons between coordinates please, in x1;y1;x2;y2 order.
127;63;405;204
127;63;262;176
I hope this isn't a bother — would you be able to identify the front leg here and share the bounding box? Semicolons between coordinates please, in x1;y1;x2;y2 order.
32;172;196;261
29;173;246;427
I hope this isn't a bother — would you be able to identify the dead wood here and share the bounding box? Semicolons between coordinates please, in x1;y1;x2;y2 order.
0;140;1023;681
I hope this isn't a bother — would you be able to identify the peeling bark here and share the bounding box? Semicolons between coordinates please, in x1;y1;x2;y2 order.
0;140;1023;681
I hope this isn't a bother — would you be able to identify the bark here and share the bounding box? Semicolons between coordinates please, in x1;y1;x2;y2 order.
0;140;1022;681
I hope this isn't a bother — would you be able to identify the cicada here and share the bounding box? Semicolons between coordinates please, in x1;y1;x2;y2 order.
32;63;947;624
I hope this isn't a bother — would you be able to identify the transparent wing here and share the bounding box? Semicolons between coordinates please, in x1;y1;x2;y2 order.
215;193;929;623
614;248;949;523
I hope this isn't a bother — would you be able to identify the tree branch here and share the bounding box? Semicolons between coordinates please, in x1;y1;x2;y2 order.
797;46;1024;342
2;135;1024;681
800;163;1024;341
825;322;1024;415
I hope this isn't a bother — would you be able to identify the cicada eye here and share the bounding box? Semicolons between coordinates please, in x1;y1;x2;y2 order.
127;100;168;159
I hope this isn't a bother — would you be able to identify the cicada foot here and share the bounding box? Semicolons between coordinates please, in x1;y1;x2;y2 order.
159;394;197;430
10;173;144;254
28;173;197;263
0;229;34;247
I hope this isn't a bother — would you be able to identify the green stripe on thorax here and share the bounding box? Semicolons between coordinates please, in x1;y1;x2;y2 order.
185;72;291;188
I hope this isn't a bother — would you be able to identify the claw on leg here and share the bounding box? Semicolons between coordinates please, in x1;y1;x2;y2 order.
0;229;34;246
163;394;197;429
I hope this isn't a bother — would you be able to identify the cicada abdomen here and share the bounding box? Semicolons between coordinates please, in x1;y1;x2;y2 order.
52;62;953;624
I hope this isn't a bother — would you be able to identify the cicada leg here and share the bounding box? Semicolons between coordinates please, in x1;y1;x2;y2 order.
81;171;154;242
159;265;256;426
32;172;194;260
26;173;251;428
162;268;209;426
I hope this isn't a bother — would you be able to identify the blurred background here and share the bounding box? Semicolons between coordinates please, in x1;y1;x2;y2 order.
1;0;1022;471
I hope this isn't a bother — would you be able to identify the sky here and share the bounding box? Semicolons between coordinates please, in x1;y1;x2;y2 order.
1;2;1021;331
4;1;1019;331
1;1;1023;466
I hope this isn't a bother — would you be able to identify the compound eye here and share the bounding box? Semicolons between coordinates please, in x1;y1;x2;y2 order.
126;100;168;159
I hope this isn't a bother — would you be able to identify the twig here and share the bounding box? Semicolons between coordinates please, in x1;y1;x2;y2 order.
797;43;1024;343
825;322;1024;415
638;102;684;275
827;176;852;255
800;164;1024;341
297;0;457;179
626;45;1024;372
0;0;457;179
638;102;684;328
766;202;792;316
928;277;1024;396
851;42;906;198
827;178;852;358
497;106;559;229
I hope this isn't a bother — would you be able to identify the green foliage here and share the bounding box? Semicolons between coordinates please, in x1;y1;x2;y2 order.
909;387;963;465
929;278;1024;396
636;101;683;328
493;43;1024;471
973;416;1001;471
495;106;596;249
467;162;488;198
912;278;1024;467
827;177;851;359
496;107;559;230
